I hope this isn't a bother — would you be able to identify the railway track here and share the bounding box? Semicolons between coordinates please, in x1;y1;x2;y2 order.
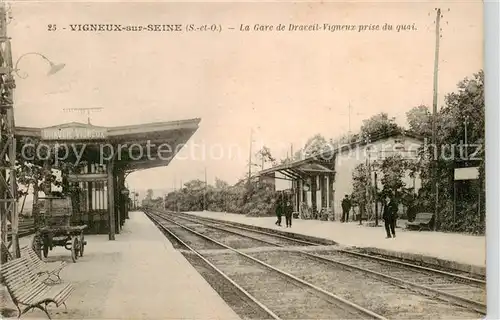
6;218;35;242
170;211;486;315
146;210;387;320
145;210;484;319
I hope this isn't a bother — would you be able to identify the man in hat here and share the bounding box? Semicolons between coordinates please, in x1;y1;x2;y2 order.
341;194;352;223
382;194;398;238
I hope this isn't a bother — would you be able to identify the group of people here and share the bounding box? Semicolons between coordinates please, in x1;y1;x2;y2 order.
275;192;399;238
275;196;294;228
341;193;399;239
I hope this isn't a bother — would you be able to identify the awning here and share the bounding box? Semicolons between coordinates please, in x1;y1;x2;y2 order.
15;118;201;172
258;157;334;181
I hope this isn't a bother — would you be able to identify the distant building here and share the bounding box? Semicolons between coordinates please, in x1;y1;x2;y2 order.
258;130;423;220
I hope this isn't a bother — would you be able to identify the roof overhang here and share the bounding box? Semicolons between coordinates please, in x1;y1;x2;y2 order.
258;157;335;180
15;118;201;171
258;129;424;180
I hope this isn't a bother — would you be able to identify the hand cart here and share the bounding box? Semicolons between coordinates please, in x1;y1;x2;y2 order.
32;197;87;263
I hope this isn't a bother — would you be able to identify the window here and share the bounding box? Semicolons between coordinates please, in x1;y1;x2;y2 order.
394;139;405;151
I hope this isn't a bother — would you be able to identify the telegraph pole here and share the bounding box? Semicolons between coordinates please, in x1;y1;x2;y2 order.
178;179;183;212
247;129;253;186
432;8;442;231
203;167;207;211
173;177;176;213
340;103;363;140
348;103;352;136
0;2;19;259
374;172;379;226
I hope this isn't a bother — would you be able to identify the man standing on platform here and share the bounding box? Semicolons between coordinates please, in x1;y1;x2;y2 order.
275;195;283;227
383;194;398;239
341;195;351;222
284;201;293;228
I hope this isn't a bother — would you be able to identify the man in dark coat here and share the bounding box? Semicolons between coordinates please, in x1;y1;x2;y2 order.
275;197;283;226
284;201;293;228
382;195;398;238
341;195;351;223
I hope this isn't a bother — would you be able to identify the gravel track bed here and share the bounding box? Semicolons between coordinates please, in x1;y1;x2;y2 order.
156;215;270;249
160;224;224;250
152;222;188;250
205;251;368;319
181;252;274;320
188;225;275;249
349;248;486;281
215;225;313;247
313;250;486;305
249;250;482;319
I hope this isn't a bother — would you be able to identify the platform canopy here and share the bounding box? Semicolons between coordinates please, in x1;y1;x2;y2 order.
258;155;335;181
15;118;201;172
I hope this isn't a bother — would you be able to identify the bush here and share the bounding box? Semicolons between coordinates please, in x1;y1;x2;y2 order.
164;179;278;217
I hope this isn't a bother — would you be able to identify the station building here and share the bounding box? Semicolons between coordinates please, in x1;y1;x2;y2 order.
258;130;423;220
15;118;200;239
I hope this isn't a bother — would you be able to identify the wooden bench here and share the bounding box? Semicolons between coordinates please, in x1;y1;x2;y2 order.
21;245;67;284
406;212;434;231
1;256;74;319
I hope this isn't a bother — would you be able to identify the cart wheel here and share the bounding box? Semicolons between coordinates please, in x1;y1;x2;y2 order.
71;237;80;263
79;234;85;257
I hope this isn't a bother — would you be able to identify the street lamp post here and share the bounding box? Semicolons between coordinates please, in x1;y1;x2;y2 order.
0;2;64;260
14;52;65;79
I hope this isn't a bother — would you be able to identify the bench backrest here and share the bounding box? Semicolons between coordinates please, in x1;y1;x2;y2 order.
414;212;434;222
1;256;46;304
20;245;44;270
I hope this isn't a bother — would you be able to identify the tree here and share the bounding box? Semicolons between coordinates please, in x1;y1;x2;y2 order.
145;189;154;200
418;70;485;233
164;174;278;217
373;155;408;198
351;163;369;218
214;178;229;189
256;146;276;169
406;105;432;137
360;112;400;139
302;134;330;158
16;139;67;216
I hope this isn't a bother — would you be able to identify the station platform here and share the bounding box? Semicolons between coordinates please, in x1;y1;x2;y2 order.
186;211;486;275
1;211;240;320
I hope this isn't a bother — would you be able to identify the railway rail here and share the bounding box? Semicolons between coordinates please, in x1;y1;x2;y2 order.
145;209;484;319
169;211;486;315
145;209;387;320
6;217;35;242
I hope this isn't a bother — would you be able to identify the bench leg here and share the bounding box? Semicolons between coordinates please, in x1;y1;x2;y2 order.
33;305;52;320
20;305;51;320
15;305;22;318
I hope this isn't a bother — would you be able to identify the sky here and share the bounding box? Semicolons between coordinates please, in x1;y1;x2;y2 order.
9;1;483;198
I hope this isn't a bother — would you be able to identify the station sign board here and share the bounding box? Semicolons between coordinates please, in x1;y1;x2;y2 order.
454;167;479;181
41;125;108;140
